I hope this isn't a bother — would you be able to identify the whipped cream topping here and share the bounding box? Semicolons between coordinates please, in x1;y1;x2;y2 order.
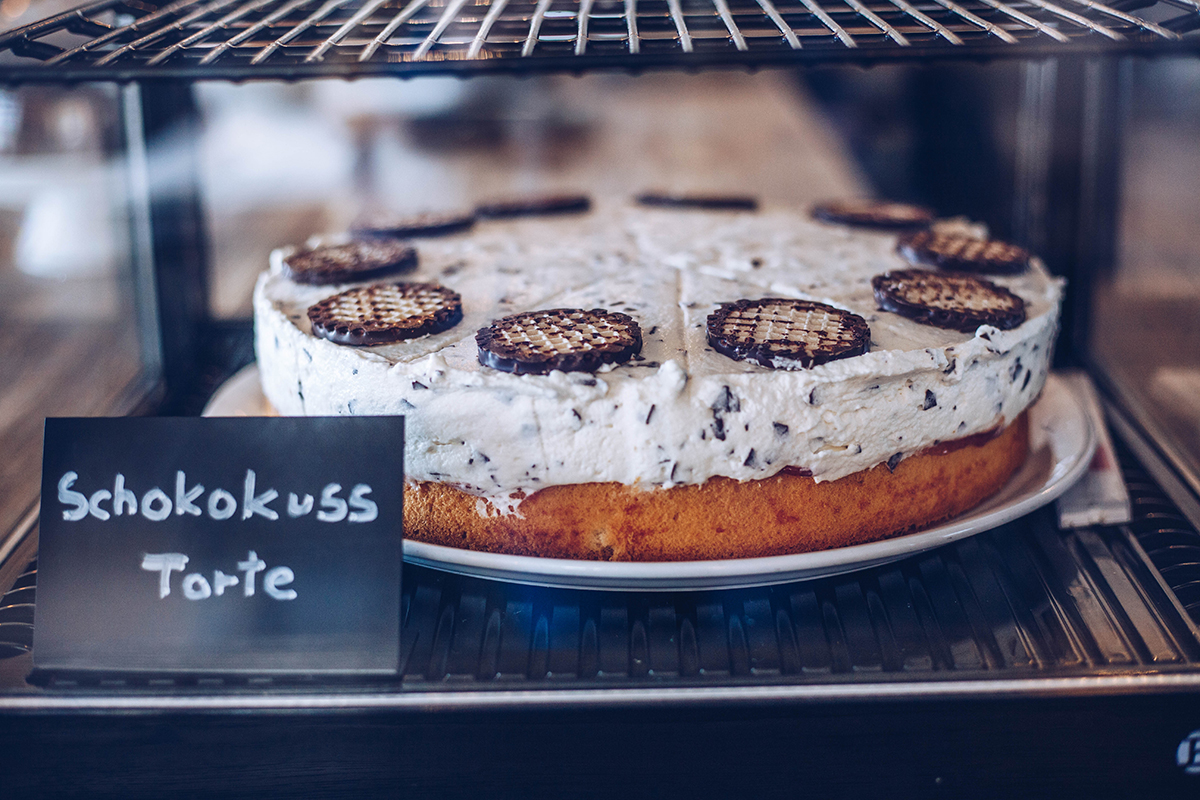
254;201;1062;510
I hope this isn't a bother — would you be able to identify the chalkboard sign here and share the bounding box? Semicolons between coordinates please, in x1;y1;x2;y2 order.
34;416;404;677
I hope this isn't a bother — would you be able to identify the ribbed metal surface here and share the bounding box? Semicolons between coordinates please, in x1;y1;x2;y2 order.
5;438;1200;690
388;515;1200;686
0;561;35;660
1123;453;1200;625
1;0;1199;82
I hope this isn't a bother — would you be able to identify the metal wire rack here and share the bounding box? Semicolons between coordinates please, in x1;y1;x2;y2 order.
1;0;1199;82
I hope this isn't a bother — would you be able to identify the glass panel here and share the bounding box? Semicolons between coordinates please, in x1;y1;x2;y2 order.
1091;58;1200;493
0;84;148;537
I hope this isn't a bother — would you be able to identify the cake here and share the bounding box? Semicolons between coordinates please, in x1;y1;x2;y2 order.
253;198;1062;561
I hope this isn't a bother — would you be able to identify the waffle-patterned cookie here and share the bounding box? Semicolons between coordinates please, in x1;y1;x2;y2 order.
812;199;935;229
872;269;1026;332
308;283;463;346
351;211;476;239
706;298;871;370
897;229;1030;274
477;308;643;375
636;192;758;211
476;194;591;218
282;239;417;286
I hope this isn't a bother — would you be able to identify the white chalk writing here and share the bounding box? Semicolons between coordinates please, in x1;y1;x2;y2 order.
141;550;297;601
59;471;378;524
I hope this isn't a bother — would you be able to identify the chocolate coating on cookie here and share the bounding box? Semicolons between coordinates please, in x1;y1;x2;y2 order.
308;282;463;346
351;211;476;239
707;298;871;370
283;239;417;286
477;308;643;375
872;269;1026;332
811;199;935;229
897;229;1031;274
636;192;758;211
475;194;591;219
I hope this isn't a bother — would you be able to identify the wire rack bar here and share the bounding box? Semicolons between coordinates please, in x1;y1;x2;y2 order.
522;0;554;55
973;0;1070;43
844;0;910;45
62;14;117;37
147;0;275;65
306;0;390;61
94;0;242;66
0;0;124;48
666;0;693;52
1020;0;1125;39
412;0;473;59
932;0;1018;43
41;0;197;64
467;0;509;58
625;0;638;53
576;0;596;56
712;0;749;50
754;0;801;48
199;0;315;63
797;0;856;47
362;0;433;61
888;0;965;44
253;0;348;63
1062;0;1180;37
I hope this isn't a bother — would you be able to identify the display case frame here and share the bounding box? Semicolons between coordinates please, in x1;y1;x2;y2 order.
2;2;1200;793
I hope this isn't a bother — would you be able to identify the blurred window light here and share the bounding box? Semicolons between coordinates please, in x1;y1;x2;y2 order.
0;91;19;152
1;0;31;22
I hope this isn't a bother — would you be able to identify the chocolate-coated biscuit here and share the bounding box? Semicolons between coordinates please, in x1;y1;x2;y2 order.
636;193;758;211
897;229;1030;274
707;298;871;370
872;269;1026;332
282;239;417;286
811;199;935;229
477;308;642;375
351;211;476;239
475;194;591;218
308;282;463;346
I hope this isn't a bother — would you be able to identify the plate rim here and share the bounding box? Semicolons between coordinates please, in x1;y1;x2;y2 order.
206;367;1095;591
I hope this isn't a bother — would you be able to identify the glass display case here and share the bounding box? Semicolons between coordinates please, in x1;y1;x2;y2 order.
2;0;1200;793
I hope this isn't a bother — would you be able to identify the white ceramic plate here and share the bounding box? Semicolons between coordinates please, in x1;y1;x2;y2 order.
206;367;1095;591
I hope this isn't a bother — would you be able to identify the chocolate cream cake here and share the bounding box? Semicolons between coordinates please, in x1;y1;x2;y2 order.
253;198;1062;561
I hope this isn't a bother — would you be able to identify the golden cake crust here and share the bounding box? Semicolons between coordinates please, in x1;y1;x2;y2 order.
403;411;1029;561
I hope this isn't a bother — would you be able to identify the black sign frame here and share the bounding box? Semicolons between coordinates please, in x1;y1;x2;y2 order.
33;416;405;679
